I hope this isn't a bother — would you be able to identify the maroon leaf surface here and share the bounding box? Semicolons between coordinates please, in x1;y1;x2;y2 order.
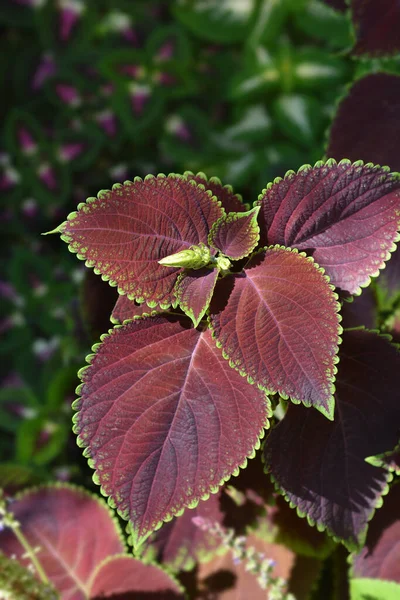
257;160;400;295
326;73;400;172
0;485;125;599
111;295;160;324
175;268;219;327
351;0;400;56
184;171;248;213
352;482;400;583
263;329;400;549
74;315;270;549
340;287;378;330
208;207;260;260
210;246;341;420
367;442;400;476
322;0;347;11
59;175;224;308
147;491;224;571
89;555;184;599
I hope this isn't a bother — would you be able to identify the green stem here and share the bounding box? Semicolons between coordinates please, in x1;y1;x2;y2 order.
11;523;50;585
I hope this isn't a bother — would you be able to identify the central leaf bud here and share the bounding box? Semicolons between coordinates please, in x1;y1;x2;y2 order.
158;243;211;270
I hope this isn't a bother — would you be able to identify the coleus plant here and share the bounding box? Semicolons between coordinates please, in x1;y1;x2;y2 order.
50;160;400;555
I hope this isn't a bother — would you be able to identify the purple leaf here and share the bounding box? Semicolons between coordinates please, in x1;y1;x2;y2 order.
111;295;161;324
73;315;270;549
340;287;378;330
210;246;341;420
175;268;219;327
89;555;185;599
184;171;248;213
58;175;224;308
352;482;400;583
263;329;400;549
148;491;224;571
326;74;400;172
367;442;400;476
321;0;347;11
0;485;125;598
351;0;400;56
208;207;260;260
257;160;400;295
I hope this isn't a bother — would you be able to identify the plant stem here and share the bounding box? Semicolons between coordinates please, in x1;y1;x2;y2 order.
11;523;50;585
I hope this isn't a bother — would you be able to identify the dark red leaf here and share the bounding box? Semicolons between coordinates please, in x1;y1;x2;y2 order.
208;207;260;260
59;175;224;308
326;73;400;172
321;0;347;11
184;171;248;213
175;268;219;327
147;491;224;571
89;555;185;599
377;248;400;306
257;160;400;295
340;288;378;330
73;315;270;549
367;442;400;476
0;485;125;599
210;246;341;420
351;0;400;56
81;269;119;338
266;494;334;559
263;329;400;549
111;295;160;324
352;482;400;583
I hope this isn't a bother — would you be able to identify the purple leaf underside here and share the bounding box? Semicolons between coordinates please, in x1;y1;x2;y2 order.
175;268;219;327
60;175;224;307
111;295;161;324
351;0;400;56
74;315;270;549
149;491;224;571
210;246;341;419
0;485;125;599
352;482;400;583
90;555;184;599
263;329;400;549
185;171;248;213
257;160;400;295
208;207;260;260
326;73;400;172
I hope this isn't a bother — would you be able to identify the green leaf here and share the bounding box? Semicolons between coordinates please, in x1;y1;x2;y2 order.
350;578;400;600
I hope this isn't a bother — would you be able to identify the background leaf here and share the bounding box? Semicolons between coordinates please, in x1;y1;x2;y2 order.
352;482;400;583
263;329;400;549
0;485;126;598
89;555;184;599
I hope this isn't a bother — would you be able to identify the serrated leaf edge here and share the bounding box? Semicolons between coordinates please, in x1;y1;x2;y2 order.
208;206;261;260
72;316;272;551
209;244;343;421
256;158;400;298
58;173;224;310
87;552;187;599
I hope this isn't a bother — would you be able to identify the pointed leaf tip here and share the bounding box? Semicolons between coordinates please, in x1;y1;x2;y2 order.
74;316;270;544
210;246;341;415
209;206;261;260
41;223;65;235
